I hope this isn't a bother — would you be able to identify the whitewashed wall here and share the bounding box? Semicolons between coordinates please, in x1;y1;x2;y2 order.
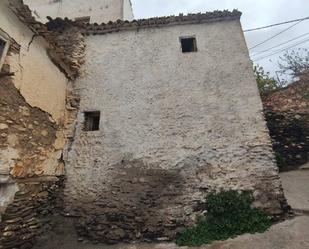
123;0;134;21
0;1;68;123
0;0;70;220
64;19;285;240
24;0;134;23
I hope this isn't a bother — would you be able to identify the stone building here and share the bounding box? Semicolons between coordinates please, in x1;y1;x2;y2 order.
0;0;286;247
64;11;285;242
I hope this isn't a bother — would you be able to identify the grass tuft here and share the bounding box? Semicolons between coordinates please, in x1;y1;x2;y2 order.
176;190;272;247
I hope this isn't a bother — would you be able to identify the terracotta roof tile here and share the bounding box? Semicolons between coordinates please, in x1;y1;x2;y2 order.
81;10;242;35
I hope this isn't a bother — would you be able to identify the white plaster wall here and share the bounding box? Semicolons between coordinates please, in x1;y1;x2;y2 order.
24;0;133;23
65;19;284;231
0;1;68;123
0;1;67;185
123;0;134;21
73;20;271;170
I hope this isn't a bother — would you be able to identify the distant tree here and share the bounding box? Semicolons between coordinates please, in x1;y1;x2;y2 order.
253;64;281;96
278;48;309;79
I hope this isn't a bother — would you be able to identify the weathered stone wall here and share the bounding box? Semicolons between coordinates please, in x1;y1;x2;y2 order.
45;19;86;80
24;0;134;24
65;20;285;242
265;112;308;169
0;0;84;185
263;81;309;170
0;2;79;247
0;177;63;249
0;76;62;178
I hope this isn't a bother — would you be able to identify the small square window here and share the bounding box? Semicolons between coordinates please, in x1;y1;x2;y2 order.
0;38;6;58
84;111;100;131
180;37;197;53
0;37;8;71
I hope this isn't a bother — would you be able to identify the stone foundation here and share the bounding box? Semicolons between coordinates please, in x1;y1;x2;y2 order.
64;143;286;243
0;177;63;249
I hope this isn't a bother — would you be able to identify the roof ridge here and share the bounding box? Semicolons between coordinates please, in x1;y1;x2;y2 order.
79;9;242;35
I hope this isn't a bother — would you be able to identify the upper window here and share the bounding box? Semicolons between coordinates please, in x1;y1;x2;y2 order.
84;111;100;131
0;38;6;58
0;36;9;71
180;37;197;53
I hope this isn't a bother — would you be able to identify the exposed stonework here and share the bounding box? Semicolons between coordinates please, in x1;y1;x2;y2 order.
45;19;86;79
0;177;63;249
263;81;308;114
0;2;83;248
0;76;63;178
263;81;309;169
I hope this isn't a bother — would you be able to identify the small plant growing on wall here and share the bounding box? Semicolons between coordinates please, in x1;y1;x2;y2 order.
176;190;272;247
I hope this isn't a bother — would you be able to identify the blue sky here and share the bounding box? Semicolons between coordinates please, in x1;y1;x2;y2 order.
131;0;309;81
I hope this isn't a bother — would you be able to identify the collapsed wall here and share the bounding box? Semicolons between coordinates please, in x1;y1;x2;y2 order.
0;74;65;249
0;1;84;248
0;76;62;178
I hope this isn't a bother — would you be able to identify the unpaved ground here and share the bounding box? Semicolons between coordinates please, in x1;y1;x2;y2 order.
34;168;309;249
34;216;309;249
280;166;309;212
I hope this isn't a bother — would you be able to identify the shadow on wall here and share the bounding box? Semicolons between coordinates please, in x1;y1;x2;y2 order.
68;159;186;244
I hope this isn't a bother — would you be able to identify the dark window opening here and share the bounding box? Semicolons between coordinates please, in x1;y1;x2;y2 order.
0;38;6;59
84;111;100;131
180;37;197;53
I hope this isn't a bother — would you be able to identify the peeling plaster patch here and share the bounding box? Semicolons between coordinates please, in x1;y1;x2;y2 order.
0;76;62;178
38;151;64;176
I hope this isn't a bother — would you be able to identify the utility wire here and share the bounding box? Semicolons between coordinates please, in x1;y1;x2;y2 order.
249;18;308;50
244;16;309;32
253;38;309;61
252;38;309;61
251;31;309;56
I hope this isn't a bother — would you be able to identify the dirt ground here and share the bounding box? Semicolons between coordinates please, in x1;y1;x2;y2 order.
280;165;309;212
34;168;309;249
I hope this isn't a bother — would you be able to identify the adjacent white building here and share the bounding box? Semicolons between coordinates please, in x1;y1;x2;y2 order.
24;0;134;23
